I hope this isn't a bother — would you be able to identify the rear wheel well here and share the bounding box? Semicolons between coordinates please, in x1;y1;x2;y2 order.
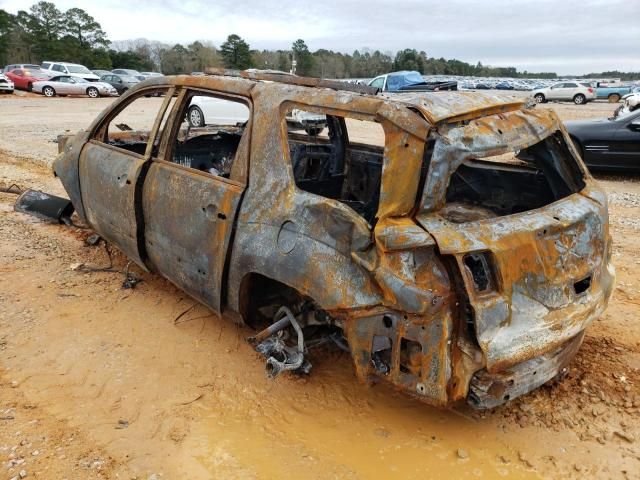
239;273;307;330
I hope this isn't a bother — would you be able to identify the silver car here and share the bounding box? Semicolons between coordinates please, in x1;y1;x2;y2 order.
32;75;118;98
532;81;596;105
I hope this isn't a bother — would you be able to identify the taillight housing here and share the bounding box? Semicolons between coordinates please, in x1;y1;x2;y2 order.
588;87;594;93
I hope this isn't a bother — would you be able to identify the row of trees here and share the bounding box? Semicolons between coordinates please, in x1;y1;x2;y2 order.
1;2;637;80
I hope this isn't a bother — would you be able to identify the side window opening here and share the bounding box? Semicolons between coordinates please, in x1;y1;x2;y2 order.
443;131;586;222
94;88;172;156
168;92;250;179
285;106;385;223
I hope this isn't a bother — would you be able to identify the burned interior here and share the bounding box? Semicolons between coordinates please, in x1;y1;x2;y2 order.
443;131;587;222
285;107;385;224
46;73;614;411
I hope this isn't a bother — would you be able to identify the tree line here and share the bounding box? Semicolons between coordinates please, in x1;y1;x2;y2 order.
1;2;637;81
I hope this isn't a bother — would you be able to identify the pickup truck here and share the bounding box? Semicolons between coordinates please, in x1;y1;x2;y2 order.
368;70;457;92
595;84;632;103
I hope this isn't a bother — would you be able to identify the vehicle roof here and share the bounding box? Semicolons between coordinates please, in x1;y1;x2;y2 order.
130;74;531;126
388;91;527;124
43;61;86;66
387;70;421;77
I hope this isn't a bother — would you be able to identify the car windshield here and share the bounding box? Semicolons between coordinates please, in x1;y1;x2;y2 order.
121;76;139;82
403;71;425;84
66;65;91;74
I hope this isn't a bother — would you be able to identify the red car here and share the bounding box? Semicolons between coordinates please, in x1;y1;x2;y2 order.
6;68;52;92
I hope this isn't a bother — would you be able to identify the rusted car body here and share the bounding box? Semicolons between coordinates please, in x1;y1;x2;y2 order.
53;72;614;409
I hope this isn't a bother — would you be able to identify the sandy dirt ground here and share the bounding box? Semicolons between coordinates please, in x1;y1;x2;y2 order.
0;92;639;480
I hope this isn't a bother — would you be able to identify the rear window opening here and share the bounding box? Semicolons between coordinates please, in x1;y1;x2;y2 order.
443;132;586;222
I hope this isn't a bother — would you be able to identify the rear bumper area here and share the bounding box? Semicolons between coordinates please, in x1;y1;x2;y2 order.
467;331;584;409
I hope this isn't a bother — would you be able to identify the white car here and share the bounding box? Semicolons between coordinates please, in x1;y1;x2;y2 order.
41;61;100;82
532;81;596;105
32;75;118;98
140;72;163;78
614;92;640;118
0;73;14;93
187;96;326;135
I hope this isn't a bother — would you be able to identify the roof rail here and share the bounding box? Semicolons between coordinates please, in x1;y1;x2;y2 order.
204;67;379;96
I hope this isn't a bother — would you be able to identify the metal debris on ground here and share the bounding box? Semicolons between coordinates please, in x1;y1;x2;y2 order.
13;189;74;224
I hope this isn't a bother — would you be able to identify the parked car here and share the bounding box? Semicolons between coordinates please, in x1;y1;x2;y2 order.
614;93;640;117
32;75;117;97
495;81;514;90
91;69;112;78
3;63;41;73
187;95;327;135
99;73;140;94
532;82;596;105
49;72;614;410
622;86;640;100
566;109;640;171
41;61;100;82
595;84;631;103
5;68;52;91
111;68;145;81
368;71;457;92
140;72;163;78
0;73;14;93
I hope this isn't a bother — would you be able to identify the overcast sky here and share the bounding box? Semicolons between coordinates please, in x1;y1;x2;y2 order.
2;0;639;75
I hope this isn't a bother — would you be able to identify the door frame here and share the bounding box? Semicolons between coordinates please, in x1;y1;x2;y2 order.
140;86;253;311
79;86;178;269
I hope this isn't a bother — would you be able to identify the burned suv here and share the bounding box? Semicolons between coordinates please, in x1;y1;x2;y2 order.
52;71;614;409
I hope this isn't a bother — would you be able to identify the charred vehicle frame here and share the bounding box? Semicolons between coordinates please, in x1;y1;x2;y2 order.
51;71;614;409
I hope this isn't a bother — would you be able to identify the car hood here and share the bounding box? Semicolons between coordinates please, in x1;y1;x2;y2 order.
564;118;611;130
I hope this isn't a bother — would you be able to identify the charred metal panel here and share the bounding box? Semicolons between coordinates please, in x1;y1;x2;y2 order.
469;332;584;409
389;91;526;125
142;162;243;312
14;189;74;223
417;192;615;372
53;130;90;221
420;108;560;212
78;141;147;268
343;309;454;406
228;220;382;312
376;123;425;219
